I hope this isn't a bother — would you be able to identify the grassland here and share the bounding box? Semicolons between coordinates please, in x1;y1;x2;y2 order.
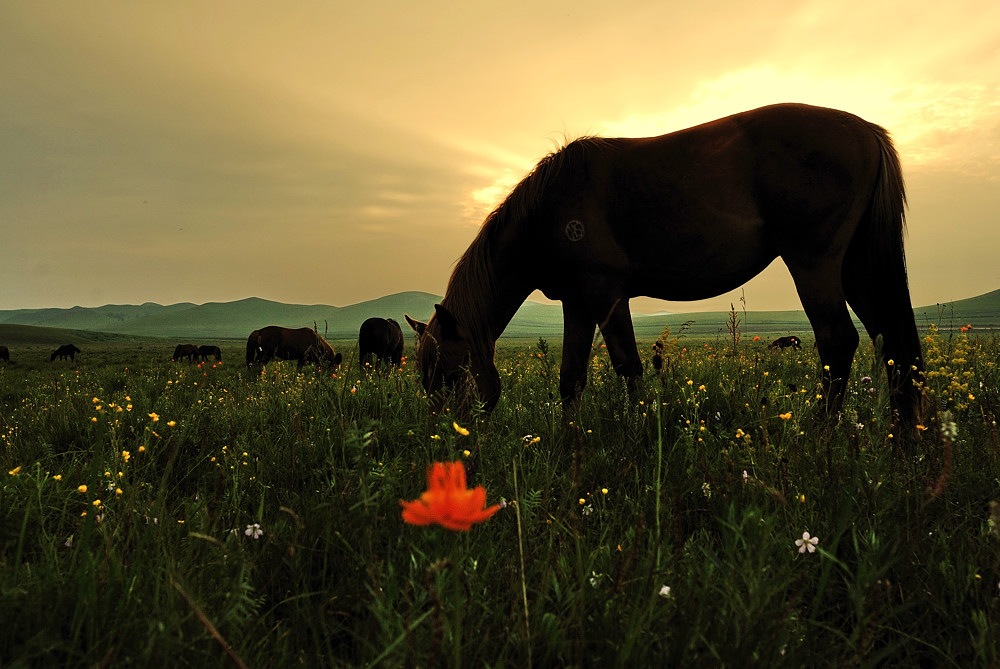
1;323;998;667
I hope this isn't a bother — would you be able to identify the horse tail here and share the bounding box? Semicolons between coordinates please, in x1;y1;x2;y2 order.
843;124;925;428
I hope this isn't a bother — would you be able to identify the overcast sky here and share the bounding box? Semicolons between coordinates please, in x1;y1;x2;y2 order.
2;1;998;314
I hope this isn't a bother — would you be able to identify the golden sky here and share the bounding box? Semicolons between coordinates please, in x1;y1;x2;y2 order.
2;1;998;314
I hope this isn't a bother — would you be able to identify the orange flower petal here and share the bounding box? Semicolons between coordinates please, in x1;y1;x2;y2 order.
400;462;501;531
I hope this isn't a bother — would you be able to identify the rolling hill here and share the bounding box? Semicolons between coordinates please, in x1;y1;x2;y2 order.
0;288;997;342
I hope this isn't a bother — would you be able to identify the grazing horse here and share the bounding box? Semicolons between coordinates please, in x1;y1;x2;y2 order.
172;344;200;362
199;345;223;362
406;103;925;432
0;345;9;363
651;339;665;372
50;344;81;362
245;326;343;371
769;335;802;350
359;317;405;366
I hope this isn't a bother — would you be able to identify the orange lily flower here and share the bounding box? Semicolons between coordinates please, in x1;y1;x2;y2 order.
401;462;501;531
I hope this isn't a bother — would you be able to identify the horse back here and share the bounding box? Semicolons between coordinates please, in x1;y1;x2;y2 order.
247;326;340;369
534;104;886;302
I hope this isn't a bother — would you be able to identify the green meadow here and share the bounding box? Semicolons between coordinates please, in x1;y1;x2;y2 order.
1;323;998;667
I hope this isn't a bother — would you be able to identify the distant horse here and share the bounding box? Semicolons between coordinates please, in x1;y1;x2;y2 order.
406;104;925;432
172;344;200;362
651;339;665;372
50;344;81;362
769;336;802;350
199;345;222;362
0;345;9;363
359;317;404;366
245;326;343;371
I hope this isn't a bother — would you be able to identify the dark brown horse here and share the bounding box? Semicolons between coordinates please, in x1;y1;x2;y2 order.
359;317;404;366
50;344;81;362
0;345;9;363
245;326;342;371
199;345;223;362
407;103;925;431
770;335;802;350
172;344;200;362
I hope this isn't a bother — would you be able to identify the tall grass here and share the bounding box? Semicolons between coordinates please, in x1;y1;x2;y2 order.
1;327;998;667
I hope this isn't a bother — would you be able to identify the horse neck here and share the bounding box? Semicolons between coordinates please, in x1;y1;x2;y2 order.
443;260;532;348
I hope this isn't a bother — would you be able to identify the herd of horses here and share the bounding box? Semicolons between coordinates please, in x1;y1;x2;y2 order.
172;344;222;363
240;319;404;370
3;105;929;438
0;317;403;370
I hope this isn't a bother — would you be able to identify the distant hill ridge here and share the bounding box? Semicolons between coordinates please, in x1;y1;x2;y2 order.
1;289;998;341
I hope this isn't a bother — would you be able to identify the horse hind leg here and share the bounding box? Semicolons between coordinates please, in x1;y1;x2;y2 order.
843;240;926;432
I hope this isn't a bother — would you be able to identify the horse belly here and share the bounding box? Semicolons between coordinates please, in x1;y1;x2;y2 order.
610;195;776;300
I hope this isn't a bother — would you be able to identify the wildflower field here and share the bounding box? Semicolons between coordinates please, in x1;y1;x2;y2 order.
1;325;999;667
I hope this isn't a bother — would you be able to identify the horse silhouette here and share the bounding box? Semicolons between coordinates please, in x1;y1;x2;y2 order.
359;317;404;366
172;344;200;362
0;345;9;363
198;345;222;362
245;326;342;371
50;344;81;362
406;104;925;433
651;339;665;371
769;336;802;350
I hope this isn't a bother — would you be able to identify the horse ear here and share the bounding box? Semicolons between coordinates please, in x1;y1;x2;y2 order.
404;314;427;336
432;304;464;339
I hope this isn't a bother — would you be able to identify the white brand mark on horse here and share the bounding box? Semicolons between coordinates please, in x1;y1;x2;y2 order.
565;220;585;242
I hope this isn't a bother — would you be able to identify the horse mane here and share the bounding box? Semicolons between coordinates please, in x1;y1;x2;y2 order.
443;136;616;343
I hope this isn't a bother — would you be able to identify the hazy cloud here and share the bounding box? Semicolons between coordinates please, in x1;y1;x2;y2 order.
2;1;998;311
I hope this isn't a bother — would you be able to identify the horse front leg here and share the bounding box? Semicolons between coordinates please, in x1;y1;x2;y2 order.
597;298;644;391
560;301;597;406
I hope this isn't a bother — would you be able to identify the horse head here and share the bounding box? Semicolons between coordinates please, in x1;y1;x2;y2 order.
406;305;500;414
310;338;343;370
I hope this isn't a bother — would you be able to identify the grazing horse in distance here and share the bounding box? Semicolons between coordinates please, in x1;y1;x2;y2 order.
199;345;222;362
769;335;802;350
50;344;81;362
359;317;405;366
172;344;200;362
0;345;9;363
406;103;926;433
651;339;665;372
245;326;343;371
